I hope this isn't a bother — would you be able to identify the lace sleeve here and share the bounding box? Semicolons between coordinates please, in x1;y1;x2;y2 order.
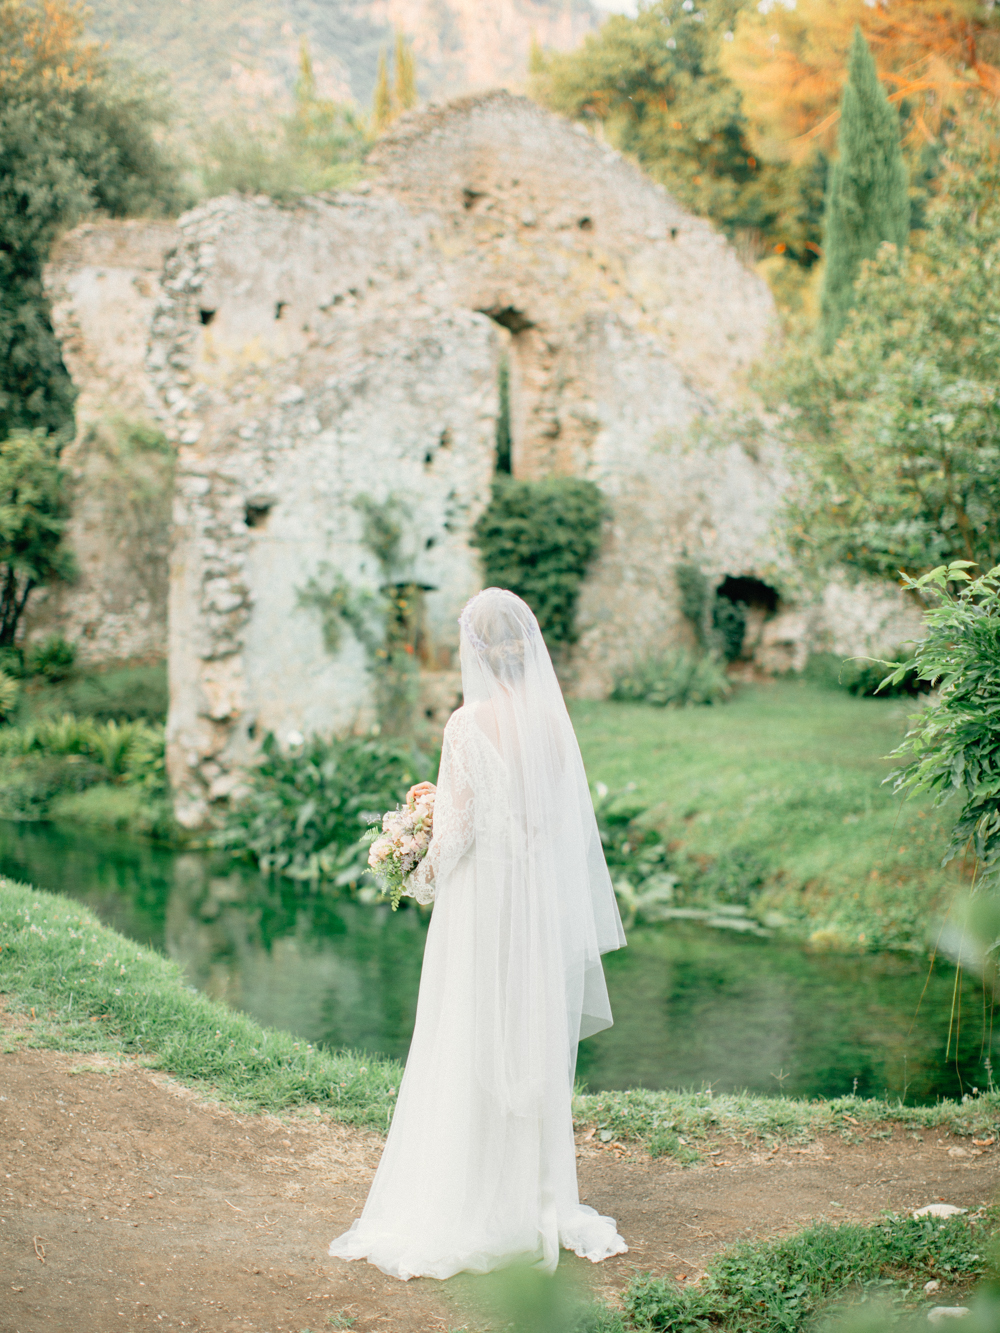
402;711;475;904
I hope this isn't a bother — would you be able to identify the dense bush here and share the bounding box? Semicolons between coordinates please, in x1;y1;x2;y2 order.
216;731;435;884
712;596;747;662
26;634;76;681
471;477;606;647
887;562;1000;892
0;431;75;645
804;650;928;698
0;713;169;830
28;660;169;723
611;649;731;708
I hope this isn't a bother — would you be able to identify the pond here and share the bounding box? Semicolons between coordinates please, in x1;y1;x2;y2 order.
1;819;995;1104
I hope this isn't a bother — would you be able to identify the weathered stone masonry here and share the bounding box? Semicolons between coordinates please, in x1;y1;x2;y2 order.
43;92;923;827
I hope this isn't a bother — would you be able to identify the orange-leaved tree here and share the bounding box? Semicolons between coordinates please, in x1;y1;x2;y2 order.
721;0;1000;162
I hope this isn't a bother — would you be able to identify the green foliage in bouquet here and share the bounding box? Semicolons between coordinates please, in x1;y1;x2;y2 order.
611;649;731;708
885;561;1000;893
471;477;606;647
216;732;432;884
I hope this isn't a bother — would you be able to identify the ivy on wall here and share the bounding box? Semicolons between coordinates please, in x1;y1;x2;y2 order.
296;495;424;737
471;476;606;648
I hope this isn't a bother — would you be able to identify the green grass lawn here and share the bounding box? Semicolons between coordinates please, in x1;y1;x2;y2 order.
571;680;961;952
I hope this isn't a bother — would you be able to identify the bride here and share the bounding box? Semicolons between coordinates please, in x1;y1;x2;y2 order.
329;587;628;1280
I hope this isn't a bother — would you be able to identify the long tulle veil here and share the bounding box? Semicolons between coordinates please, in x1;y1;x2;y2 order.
455;588;626;1112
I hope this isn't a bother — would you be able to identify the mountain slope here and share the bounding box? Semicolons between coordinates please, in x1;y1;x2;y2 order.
84;0;599;120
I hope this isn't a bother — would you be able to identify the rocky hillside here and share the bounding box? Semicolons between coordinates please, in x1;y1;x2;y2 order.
85;0;599;119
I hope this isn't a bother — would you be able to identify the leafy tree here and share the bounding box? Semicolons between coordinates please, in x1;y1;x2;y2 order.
723;0;1000;162
200;39;368;199
471;478;606;648
0;0;185;438
775;111;1000;581
0;430;75;646
820;29;909;351
530;0;827;263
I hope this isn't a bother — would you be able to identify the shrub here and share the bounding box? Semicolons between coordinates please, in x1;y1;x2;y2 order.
26;634;76;680
471;476;606;647
216;731;434;883
886;561;1000;891
54;661;168;723
611;649;731;708
0;667;18;719
591;784;677;928
713;595;747;662
675;561;710;645
805;650;927;697
0;713;166;823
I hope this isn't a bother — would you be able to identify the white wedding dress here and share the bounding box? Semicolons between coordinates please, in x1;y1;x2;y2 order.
329;589;628;1280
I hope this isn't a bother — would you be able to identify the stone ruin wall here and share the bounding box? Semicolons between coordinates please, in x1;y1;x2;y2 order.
41;93;923;827
31;222;178;662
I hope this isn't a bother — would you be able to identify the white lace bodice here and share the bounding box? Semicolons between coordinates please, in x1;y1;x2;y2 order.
404;706;508;904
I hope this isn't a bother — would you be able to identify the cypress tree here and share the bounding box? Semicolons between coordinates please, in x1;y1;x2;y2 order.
394;32;417;114
372;50;392;134
819;27;908;352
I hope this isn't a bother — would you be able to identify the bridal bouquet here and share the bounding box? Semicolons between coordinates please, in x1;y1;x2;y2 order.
365;789;435;909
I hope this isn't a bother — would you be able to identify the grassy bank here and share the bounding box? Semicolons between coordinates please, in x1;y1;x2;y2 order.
0;877;402;1128
571;680;960;954
621;1207;998;1332
3;878;998;1154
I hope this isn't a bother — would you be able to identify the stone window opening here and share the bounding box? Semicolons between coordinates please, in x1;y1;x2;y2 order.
495;355;511;474
462;188;486;211
479;304;534;335
245;501;274;529
199;308;216;326
274;300;288;320
578;216;593;231
424;428;452;470
714;575;780;661
385;582;436;666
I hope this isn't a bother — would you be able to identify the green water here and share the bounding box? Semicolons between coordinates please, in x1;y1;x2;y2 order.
1;819;995;1102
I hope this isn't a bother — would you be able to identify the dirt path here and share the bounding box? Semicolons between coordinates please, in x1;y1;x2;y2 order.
2;1047;997;1333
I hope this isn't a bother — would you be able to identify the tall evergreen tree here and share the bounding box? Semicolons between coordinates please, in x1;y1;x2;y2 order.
819;27;908;352
393;31;417;114
372;49;392;134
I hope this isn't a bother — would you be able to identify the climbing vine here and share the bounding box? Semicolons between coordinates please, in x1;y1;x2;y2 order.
471;477;606;648
296;495;424;736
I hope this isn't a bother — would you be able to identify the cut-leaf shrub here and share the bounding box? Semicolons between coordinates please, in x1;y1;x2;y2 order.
886;561;1000;891
805;651;927;697
26;634;76;680
611;649;731;708
471;477;606;647
216;731;435;883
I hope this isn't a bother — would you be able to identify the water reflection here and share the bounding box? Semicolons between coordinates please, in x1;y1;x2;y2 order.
1;820;995;1101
